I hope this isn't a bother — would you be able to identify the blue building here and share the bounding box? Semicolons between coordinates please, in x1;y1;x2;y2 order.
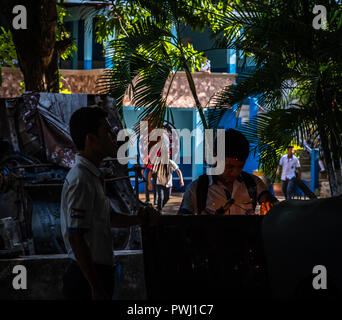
60;1;260;192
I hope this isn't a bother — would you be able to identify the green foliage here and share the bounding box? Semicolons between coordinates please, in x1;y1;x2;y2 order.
59;72;71;94
96;1;228;129
0;27;17;86
0;4;74;90
209;0;342;190
57;5;77;60
94;0;153;44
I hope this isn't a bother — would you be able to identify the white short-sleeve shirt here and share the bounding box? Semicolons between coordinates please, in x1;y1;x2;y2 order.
279;155;300;181
178;173;268;215
60;154;114;266
153;159;179;187
201;59;211;71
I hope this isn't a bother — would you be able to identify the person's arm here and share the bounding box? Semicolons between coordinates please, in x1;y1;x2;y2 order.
148;169;153;190
176;168;184;187
111;212;141;227
295;157;301;180
141;153;150;177
177;181;197;215
297;167;301;180
111;206;159;228
276;156;283;176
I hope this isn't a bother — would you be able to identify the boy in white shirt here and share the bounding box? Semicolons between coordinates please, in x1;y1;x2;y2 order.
148;155;184;213
276;146;301;200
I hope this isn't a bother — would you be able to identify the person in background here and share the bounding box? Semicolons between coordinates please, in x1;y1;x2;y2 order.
276;146;301;200
148;152;184;213
200;56;211;73
141;147;158;205
178;129;278;215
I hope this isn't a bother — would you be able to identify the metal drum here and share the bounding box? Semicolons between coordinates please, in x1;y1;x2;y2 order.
0;217;25;258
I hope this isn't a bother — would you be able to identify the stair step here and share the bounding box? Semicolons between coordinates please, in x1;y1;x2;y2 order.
301;165;311;171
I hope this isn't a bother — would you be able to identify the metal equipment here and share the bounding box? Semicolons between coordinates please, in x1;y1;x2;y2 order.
0;93;146;257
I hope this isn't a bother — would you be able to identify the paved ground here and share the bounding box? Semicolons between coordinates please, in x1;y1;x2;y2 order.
138;192;294;215
139;192;184;215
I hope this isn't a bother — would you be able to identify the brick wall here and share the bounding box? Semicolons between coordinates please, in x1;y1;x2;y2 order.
0;68;236;108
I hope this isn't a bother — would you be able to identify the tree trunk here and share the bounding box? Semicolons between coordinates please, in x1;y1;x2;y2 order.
184;66;208;130
318;124;339;196
316;82;342;196
1;0;70;92
175;22;208;129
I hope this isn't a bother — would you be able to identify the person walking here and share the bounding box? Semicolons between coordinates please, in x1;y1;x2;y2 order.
148;154;184;213
276;146;301;200
141;151;158;205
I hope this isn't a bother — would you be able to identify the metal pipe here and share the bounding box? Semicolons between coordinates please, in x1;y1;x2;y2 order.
24;183;64;188
11;164;55;169
103;157;137;162
104;176;131;183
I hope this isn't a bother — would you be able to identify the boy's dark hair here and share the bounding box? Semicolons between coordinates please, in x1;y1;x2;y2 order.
214;128;250;162
69;107;108;150
287;146;294;149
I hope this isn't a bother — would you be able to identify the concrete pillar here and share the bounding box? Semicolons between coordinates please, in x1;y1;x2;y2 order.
310;148;319;192
72;20;79;70
105;30;115;69
228;48;236;73
84;17;93;70
192;109;204;179
171;24;177;46
249;97;258;119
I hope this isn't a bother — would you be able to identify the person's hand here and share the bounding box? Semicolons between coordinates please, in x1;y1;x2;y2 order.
138;205;160;226
141;169;145;178
276;168;280;176
148;183;152;191
180;181;184;188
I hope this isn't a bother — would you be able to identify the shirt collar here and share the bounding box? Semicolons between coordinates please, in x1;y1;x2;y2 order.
209;174;244;185
75;154;102;178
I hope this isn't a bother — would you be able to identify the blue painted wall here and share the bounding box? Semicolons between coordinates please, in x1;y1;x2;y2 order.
178;25;229;73
123;101;260;195
215;100;259;174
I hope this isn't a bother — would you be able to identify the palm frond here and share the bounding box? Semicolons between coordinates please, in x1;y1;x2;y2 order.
97;17;175;132
239;106;315;179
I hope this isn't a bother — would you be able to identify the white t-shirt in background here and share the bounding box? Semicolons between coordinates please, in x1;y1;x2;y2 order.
153;159;179;188
279;155;300;181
